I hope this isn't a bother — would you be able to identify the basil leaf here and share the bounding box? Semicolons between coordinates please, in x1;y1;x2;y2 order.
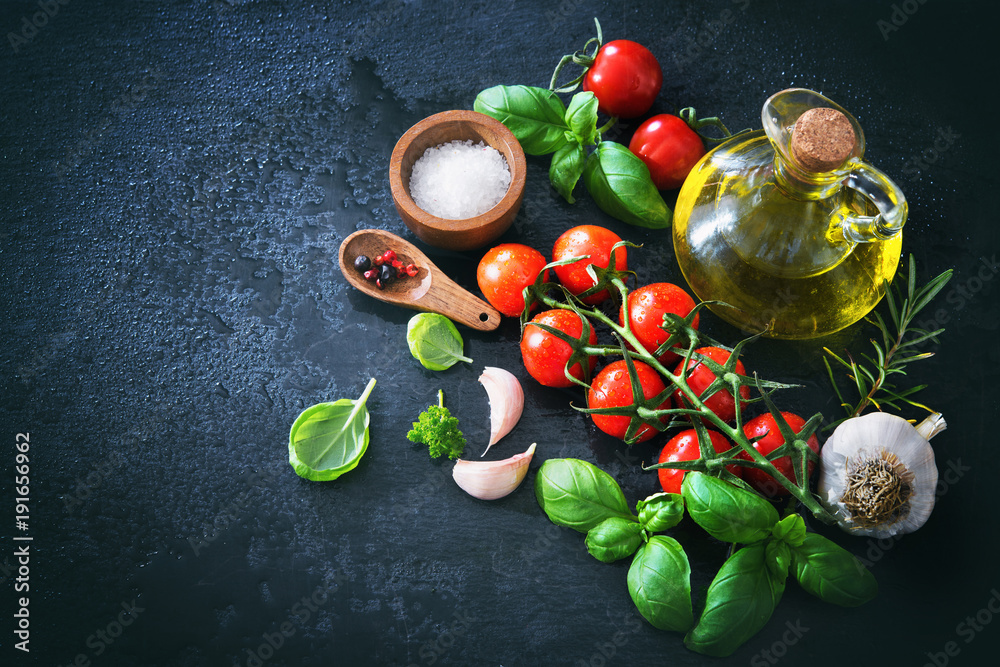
628;535;693;632
681;472;779;544
765;540;792;583
549;142;588;204
585;517;644;563
583;142;672;229
474;85;569;155
564;91;599;146
770;514;807;547
534;458;636;532
288;378;376;481
684;544;785;657
406;313;472;371
791;533;878;607
636;492;684;534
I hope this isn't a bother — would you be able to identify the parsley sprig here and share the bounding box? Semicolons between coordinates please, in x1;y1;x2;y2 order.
407;390;467;460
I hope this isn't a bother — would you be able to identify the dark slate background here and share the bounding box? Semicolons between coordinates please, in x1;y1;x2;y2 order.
2;1;998;665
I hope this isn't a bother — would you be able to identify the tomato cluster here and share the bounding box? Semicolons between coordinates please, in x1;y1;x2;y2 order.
477;224;818;498
478;225;693;440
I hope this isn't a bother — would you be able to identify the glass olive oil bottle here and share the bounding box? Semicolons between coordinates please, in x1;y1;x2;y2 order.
673;89;907;339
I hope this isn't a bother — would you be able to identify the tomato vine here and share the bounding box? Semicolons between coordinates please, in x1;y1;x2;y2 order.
519;242;837;524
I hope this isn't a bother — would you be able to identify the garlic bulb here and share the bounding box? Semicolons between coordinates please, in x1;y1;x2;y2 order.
479;366;524;456
818;412;943;538
453;443;537;500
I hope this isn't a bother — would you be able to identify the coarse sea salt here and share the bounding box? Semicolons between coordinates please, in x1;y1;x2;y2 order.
409;140;511;219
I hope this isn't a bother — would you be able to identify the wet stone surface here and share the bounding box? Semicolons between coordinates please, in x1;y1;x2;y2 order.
1;1;998;666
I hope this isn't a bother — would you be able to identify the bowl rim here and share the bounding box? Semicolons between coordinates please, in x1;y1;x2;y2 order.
389;109;527;235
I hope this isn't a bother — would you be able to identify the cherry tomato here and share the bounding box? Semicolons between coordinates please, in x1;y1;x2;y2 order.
582;40;663;119
552;225;627;305
738;412;820;497
619;282;699;365
587;360;670;443
477;243;549;317
628;114;706;190
656;429;742;495
673;347;750;423
521;309;597;388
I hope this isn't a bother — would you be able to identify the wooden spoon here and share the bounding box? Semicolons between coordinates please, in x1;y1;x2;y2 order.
338;229;501;331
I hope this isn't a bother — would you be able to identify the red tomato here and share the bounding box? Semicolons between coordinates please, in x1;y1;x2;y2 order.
552;225;627;305
582;40;663;119
619;283;699;365
477;243;549;317
673;347;750;423
738;412;820;497
628;114;706;190
521;309;597;388
657;429;741;495
587;360;670;443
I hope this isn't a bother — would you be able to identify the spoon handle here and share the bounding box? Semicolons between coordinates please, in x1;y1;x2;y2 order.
417;266;502;331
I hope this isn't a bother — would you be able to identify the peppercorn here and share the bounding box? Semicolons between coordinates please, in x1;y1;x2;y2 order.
354;255;371;272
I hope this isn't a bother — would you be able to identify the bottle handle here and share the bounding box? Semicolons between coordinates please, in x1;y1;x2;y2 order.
838;161;908;244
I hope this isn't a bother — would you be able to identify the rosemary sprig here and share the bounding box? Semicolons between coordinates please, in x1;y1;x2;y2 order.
823;254;953;430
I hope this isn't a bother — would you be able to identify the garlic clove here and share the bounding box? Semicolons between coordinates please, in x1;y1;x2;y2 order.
453;443;537;500
479;366;524;456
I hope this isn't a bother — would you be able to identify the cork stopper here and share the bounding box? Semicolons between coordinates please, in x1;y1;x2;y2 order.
790;107;856;172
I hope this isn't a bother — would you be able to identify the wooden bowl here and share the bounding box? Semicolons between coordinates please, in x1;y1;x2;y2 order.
389;110;526;251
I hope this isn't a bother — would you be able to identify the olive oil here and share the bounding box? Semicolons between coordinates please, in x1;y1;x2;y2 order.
672;90;907;339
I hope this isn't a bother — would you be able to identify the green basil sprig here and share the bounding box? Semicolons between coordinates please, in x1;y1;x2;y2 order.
677;474;876;656
533;460;877;657
583;142;672;229
535;458;694;634
473;84;672;227
683;514;875;656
